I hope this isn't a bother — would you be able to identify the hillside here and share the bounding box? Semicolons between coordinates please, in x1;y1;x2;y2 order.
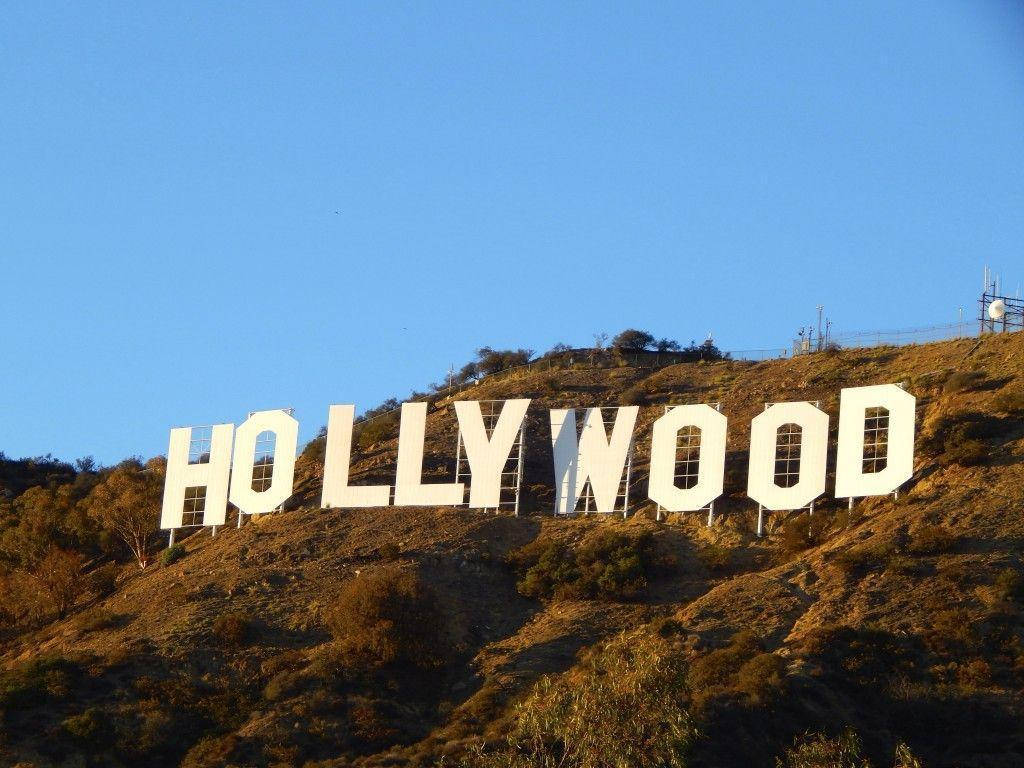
2;332;1024;768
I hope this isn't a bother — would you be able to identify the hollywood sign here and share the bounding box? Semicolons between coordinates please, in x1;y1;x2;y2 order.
160;384;914;531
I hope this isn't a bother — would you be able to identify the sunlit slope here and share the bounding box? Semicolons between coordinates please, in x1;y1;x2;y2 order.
2;331;1023;768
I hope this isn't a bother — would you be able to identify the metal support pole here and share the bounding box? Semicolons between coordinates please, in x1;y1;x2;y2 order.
237;511;243;528
848;496;854;510
454;431;464;500
211;525;217;537
514;424;525;517
622;447;633;520
706;501;714;528
168;529;176;547
757;505;764;538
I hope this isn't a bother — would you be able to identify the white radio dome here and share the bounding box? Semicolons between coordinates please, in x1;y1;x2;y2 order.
989;299;1007;320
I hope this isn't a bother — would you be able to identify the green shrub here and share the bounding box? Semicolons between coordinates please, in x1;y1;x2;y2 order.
832;540;895;574
687;631;785;710
620;385;647;406
356;413;399;451
212;612;251;646
993;389;1024;414
89;562;121;596
63;707;110;743
161;543;186;566
510;529;662;601
943;370;986;394
651;616;685;637
922;608;980;658
0;655;79;710
377;541;401;560
263;670;302;702
941;438;988;467
907;525;955;555
956;658;992;690
349;698;398;747
776;728;870;768
886;555;921;576
735;652;786;704
452;633;695;768
697;543;731;572
994;567;1024;603
780;514;831;558
324;566;450;668
76;606;129;632
778;729;922;768
801;625;919;689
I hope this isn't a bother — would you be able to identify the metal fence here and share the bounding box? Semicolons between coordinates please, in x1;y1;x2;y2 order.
350;320;997;428
828;321;972;350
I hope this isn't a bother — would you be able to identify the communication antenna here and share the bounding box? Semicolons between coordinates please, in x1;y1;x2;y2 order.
978;268;1023;334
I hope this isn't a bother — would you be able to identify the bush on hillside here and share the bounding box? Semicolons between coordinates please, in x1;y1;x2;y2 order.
356;413;400;451
0;655;80;710
612;329;657;351
907;525;955;556
993;568;1024;604
777;729;922;768
212;612;251;646
63;707;111;744
941;437;988;467
697;543;732;572
687;630;786;711
89;562;122;596
161;543;186;566
620;385;648;405
831;539;897;575
34;545;88;619
509;529;664;601
539;372;560;394
943;370;986;394
450;633;695;768
992;389;1024;414
324;566;450;669
475;347;534;376
779;513;832;559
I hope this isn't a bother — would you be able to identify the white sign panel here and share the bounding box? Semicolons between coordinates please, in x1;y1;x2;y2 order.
321;404;391;508
229;409;299;516
550;406;638;514
393;402;465;506
835;384;915;498
161;384;916;529
160;423;234;528
648;404;727;512
747;401;829;511
454;399;530;508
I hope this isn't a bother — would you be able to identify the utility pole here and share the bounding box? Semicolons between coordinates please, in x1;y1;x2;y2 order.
816;305;824;352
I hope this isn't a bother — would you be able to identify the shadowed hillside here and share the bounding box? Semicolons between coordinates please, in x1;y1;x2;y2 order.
2;332;1024;767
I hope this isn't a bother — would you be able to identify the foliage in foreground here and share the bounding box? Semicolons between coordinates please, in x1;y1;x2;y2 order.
449;632;696;768
324;565;451;668
509;528;665;601
777;729;921;768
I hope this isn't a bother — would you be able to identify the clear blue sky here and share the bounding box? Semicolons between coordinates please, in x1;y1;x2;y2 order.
2;2;1022;465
